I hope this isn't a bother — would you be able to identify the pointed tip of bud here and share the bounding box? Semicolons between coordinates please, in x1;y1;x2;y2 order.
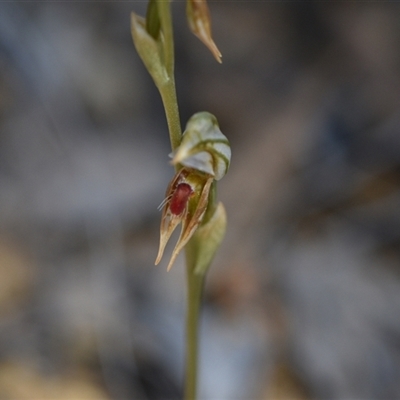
203;37;222;64
193;26;223;64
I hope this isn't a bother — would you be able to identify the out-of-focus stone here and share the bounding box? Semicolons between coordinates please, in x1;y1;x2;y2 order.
0;240;35;316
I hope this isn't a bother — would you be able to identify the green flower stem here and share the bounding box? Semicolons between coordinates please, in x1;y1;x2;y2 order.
159;81;182;151
184;247;206;400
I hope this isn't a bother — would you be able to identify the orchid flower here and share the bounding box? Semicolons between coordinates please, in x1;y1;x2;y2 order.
156;112;231;270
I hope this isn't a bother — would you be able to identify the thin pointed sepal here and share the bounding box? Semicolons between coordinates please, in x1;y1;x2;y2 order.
155;214;182;265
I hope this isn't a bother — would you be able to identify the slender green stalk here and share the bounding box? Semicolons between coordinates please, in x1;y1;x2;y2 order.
184;248;205;400
159;82;182;151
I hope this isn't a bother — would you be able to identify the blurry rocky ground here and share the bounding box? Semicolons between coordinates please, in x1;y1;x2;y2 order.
0;2;400;399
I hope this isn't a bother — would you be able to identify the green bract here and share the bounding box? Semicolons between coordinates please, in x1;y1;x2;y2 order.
131;12;169;88
190;202;227;276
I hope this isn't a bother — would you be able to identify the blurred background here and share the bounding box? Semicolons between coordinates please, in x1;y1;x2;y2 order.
1;1;400;399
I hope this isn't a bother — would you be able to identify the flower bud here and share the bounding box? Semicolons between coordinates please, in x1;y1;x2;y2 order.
186;0;222;63
171;112;231;181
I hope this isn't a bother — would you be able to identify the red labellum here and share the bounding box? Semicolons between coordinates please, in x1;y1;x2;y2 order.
170;183;193;215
